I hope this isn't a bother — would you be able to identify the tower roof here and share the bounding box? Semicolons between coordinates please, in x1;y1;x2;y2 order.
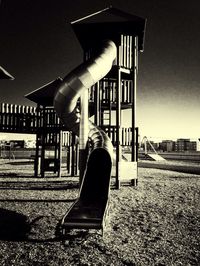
71;7;146;52
25;78;62;106
0;66;14;80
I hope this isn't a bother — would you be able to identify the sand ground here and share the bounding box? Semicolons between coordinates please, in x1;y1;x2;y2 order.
0;159;199;266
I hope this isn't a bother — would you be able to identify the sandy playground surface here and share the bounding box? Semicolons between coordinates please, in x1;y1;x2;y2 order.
0;159;199;266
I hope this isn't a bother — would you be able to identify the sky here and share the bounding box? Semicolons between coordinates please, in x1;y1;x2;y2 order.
0;0;200;141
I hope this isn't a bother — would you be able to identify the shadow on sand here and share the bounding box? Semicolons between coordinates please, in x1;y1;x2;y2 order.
0;208;61;242
0;208;31;241
0;208;93;244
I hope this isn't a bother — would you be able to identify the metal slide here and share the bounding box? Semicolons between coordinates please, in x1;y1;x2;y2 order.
54;40;116;234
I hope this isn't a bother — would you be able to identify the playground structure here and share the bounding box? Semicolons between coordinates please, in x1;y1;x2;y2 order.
0;7;146;236
26;7;146;235
0;101;136;176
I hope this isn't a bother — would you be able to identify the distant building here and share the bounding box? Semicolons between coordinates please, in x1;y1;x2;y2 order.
174;139;188;152
188;141;197;151
147;138;199;153
159;140;175;152
174;139;197;152
197;140;200;151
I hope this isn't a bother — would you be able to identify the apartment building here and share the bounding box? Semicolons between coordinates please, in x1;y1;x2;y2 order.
159;139;198;152
159;140;175;152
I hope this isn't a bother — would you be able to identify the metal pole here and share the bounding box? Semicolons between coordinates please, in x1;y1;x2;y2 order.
58;130;62;177
131;36;138;162
41;106;46;177
34;133;39;177
135;127;139;161
116;66;121;189
71;133;75;176
94;82;100;126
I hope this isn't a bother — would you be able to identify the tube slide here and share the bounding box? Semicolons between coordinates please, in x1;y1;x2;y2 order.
54;40;116;232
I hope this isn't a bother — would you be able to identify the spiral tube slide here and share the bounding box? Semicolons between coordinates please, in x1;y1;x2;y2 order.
54;40;116;230
54;40;116;151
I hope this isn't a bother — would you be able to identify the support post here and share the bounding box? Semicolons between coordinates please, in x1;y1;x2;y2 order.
40;106;46;178
71;133;76;176
116;66;121;189
94;82;100;126
34;133;39;177
131;36;138;162
58;130;62;177
135;127;139;161
34;105;40;177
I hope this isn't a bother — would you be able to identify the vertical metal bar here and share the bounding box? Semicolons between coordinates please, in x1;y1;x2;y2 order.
71;133;75;177
2;103;4;130
123;35;126;67
67;146;70;174
0;104;2;130
126;81;129;103
122;128;124;146
121;34;123;67
127;35;130;69
118;35;122;67
116;50;121;189
100;81;104;126
34;105;40;177
130;36;133;69
135;127;139;162
0;103;5;129
5;103;8;129
58;130;62;177
131;36;138;162
9;104;12;131
98;81;101;125
129;128;132;146
94;83;100;126
41;106;46;178
121;80;124;103
111;80;114;102
109;81;112;129
31;107;34;129
123;81;126;103
76;142;79;176
125;128;128;146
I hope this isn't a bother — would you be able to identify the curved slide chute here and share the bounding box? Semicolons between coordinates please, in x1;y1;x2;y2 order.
54;40;116;233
